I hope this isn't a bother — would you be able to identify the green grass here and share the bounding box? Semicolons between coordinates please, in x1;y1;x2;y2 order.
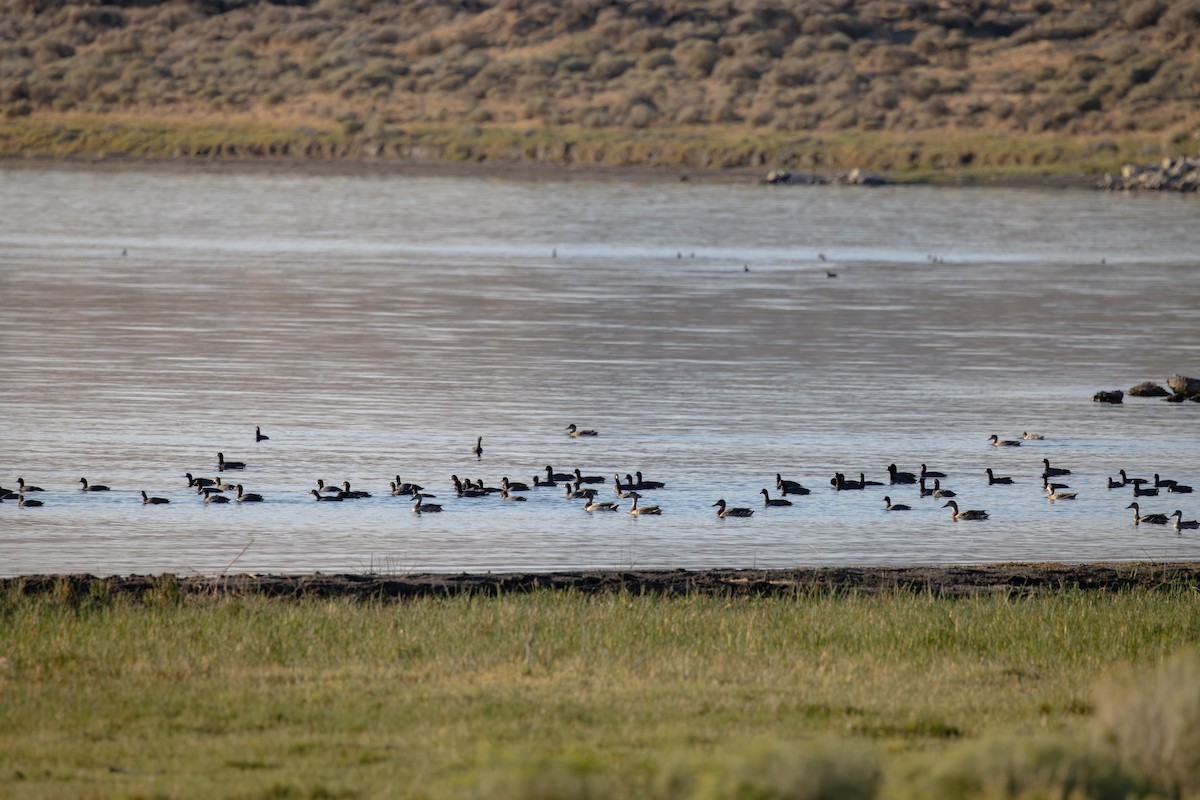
4;114;1197;180
1;585;1198;798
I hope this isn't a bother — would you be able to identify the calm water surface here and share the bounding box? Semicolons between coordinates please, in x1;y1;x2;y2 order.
1;165;1198;576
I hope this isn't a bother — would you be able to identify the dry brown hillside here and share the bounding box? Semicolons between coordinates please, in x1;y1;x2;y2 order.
2;0;1199;170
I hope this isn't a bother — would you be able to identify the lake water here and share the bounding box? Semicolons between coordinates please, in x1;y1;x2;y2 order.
1;164;1197;577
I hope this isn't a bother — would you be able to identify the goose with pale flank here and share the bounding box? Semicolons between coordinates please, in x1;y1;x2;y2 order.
316;479;342;494
888;464;917;484
499;490;526;502
986;468;1014;485
932;480;956;499
19;494;44;507
1170;510;1199;530
988;435;1021;447
629;496;662;516
1046;486;1077;501
1125;502;1167;525
1042;459;1071;477
776;474;810;495
565;424;598;437
236;485;263;502
204;493;230;504
217;453;245;470
141;491;170;505
255;426;269;442
412;496;442;513
17;478;43;492
942;500;988;520
613;477;641;500
584;499;619;512
712;499;754;518
883;496;911;511
213;476;236;491
79;478;110;491
310;489;343;502
761;489;792;507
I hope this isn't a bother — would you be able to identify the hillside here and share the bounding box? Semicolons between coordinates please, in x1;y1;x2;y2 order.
2;0;1199;175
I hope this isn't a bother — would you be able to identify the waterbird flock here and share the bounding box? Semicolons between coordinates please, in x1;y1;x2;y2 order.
3;427;1197;534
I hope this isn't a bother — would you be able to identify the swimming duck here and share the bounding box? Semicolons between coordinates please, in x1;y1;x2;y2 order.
204;493;231;504
629;496;662;516
1118;470;1147;487
1046;486;1077;501
574;468;606;485
1132;483;1160;498
235;485;263;502
545;465;574;482
217;453;245;470
338;481;371;499
760;489;793;507
986;468;1014;485
0;486;18;500
472;436;483;459
859;472;884;487
532;475;557;488
776;474;810;495
213;476;236;491
634;472;666;490
888;464;917;484
1042;459;1071;477
19;494;44;507
1022;432;1045;440
255;426;269;442
1153;474;1177;488
79;478;110;491
988;435;1021;447
501;477;529;493
413;496;442;513
1106;477;1124;489
499;490;526;502
712;499;754;518
141;490;170;505
409;487;438;500
919;479;934;498
613;477;641;499
584;499;620;512
883;496;911;511
942;500;988;520
1170;510;1199;530
566;483;598;501
1167;483;1194;494
565;424;598;437
919;464;946;479
932;480;956;499
185;473;215;488
393;477;424;494
310;489;343;502
17;478;43;492
316;479;342;494
1042;477;1070;491
1125;502;1167;525
831;473;864;491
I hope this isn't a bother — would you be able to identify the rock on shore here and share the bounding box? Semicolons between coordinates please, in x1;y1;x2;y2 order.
1100;157;1200;192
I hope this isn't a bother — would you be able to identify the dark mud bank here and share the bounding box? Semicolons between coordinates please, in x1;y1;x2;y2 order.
7;563;1200;601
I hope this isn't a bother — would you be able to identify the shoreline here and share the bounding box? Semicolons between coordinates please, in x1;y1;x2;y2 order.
7;562;1200;600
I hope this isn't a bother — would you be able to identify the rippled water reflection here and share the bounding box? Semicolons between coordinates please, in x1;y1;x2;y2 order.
1;165;1198;576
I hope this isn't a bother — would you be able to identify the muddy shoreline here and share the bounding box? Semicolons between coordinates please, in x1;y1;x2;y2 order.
6;563;1199;601
0;154;1101;191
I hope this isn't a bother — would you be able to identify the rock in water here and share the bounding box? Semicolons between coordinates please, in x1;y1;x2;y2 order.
1128;381;1170;397
1167;374;1200;399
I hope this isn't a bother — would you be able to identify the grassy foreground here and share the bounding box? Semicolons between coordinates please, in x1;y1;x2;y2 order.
1;584;1199;799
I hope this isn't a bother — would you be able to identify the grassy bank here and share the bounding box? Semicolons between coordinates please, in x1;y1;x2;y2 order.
2;583;1198;798
4;114;1198;181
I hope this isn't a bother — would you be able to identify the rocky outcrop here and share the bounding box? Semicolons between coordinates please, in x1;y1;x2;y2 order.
1093;389;1124;404
1099;157;1200;192
1128;381;1170;397
1167;374;1200;397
